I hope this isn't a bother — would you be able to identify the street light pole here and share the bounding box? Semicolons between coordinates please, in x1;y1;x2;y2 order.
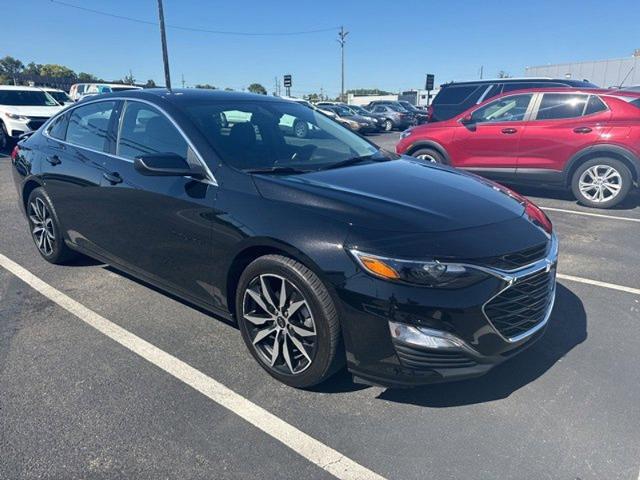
157;0;172;91
338;26;349;102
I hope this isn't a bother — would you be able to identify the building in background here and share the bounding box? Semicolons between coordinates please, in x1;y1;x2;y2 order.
346;93;398;106
525;50;640;88
398;89;440;107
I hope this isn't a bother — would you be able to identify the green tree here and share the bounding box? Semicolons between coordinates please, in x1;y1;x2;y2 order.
224;87;234;91
122;71;136;85
497;70;511;78
347;88;394;96
195;83;216;89
145;79;157;88
247;83;267;95
24;62;43;76
77;72;98;82
39;64;76;79
0;56;24;84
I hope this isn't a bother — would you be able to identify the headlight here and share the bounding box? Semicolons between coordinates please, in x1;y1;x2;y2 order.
400;128;414;139
5;112;28;121
349;249;489;288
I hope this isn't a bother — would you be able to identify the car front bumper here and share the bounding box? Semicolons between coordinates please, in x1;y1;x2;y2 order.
3;116;49;138
336;234;559;387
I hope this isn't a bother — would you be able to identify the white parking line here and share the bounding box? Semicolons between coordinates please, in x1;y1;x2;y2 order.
541;207;640;223
557;273;640;296
0;253;386;480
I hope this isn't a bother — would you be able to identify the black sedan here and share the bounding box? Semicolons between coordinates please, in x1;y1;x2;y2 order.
11;89;558;388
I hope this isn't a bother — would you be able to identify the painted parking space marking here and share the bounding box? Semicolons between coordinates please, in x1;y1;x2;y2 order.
557;273;640;296
541;207;640;224
0;253;387;480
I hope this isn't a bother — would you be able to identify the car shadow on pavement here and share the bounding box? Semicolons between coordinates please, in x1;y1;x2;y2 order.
376;284;587;407
507;184;640;211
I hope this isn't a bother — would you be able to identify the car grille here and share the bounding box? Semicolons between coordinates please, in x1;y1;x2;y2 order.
482;243;548;271
484;267;555;340
27;117;48;131
394;343;477;370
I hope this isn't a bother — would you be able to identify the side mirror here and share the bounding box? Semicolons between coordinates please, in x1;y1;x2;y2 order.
460;114;474;125
134;153;205;179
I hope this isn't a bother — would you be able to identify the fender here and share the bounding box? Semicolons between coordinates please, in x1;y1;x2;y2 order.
405;139;451;164
564;144;640;184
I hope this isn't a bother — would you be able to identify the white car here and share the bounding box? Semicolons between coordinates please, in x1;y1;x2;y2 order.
42;88;74;106
69;83;143;101
0;86;64;149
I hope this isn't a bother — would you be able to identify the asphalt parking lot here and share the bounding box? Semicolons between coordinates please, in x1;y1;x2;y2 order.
1;133;639;480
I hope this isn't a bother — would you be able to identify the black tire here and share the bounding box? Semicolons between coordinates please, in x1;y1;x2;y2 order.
383;119;393;132
0;121;9;152
570;157;632;209
26;187;78;264
411;147;446;164
293;120;309;139
236;254;343;388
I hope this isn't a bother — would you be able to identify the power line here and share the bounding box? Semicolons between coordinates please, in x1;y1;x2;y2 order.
48;0;339;36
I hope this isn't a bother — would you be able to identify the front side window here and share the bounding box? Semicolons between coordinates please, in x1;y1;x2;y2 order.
0;90;59;106
117;102;188;160
535;94;589;120
183;100;379;171
471;94;533;123
66;101;116;151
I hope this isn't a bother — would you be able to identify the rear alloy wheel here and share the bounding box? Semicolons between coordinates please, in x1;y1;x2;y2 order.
412;147;445;164
27;188;78;264
571;158;632;208
383;119;393;132
236;255;343;388
293;120;309;138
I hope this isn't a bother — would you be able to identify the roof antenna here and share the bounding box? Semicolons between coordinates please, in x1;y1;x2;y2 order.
618;67;634;89
157;0;172;92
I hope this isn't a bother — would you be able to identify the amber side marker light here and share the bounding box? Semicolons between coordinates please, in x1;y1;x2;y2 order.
359;256;400;280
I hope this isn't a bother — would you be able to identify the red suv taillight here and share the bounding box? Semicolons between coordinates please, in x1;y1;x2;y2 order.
10;145;19;161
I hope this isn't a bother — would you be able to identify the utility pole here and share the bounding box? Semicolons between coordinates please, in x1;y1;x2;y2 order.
181;73;185;88
479;66;483;79
157;0;172;91
337;26;349;102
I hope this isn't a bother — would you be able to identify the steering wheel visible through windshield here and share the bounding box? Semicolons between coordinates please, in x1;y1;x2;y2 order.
183;100;381;172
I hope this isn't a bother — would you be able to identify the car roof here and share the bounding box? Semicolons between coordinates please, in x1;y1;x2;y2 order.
86;88;292;104
0;85;47;91
440;78;594;87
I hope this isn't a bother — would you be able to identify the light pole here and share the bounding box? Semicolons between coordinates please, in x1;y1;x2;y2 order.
157;0;172;91
338;26;349;102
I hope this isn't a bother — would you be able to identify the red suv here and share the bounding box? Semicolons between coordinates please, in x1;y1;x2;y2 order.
396;88;640;208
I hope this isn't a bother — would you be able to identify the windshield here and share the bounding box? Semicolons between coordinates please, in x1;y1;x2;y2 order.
110;86;141;91
388;104;407;113
183;100;381;172
0;90;59;106
351;106;368;115
48;91;71;104
334;106;353;116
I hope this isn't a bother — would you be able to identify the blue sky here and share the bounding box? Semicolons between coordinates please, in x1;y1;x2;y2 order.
4;0;639;96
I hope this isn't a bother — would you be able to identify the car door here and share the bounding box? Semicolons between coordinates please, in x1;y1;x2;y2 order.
40;100;119;252
447;93;535;180
92;99;218;305
517;93;611;177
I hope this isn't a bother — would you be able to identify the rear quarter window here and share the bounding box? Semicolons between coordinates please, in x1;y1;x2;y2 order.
433;85;482;105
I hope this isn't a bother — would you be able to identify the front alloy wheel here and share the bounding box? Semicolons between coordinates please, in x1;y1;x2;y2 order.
236;254;343;388
243;274;317;375
383;119;393;132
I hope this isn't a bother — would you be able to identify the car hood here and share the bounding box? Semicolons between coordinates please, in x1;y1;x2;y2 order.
2;105;63;117
253;158;526;233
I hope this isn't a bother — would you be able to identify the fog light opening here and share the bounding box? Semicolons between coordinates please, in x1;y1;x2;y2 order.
389;321;466;350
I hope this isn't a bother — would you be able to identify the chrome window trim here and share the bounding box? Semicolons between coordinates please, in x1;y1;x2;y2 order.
461;92;537;125
42;96;218;186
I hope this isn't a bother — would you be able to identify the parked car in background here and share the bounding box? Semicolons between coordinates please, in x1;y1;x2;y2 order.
11;88;557;388
320;104;378;133
0;86;63;150
366;104;416;131
428;77;598;123
397;88;640;208
397;101;429;124
70;83;143;101
42;88;74;106
344;104;386;131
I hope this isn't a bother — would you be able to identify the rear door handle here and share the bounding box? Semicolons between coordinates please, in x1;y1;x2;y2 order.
102;171;123;184
573;127;592;134
501;128;517;134
46;155;61;166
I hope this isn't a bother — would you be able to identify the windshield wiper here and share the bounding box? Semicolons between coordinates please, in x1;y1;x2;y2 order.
319;154;390;171
244;166;309;175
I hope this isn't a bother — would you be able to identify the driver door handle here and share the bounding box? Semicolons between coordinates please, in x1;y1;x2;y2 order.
501;128;518;134
46;155;61;166
103;171;123;184
573;127;592;134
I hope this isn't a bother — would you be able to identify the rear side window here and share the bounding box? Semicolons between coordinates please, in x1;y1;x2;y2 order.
628;98;640;109
117;101;188;161
66;101;116;151
47;114;68;140
434;85;482;105
584;95;607;115
535;94;589;120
